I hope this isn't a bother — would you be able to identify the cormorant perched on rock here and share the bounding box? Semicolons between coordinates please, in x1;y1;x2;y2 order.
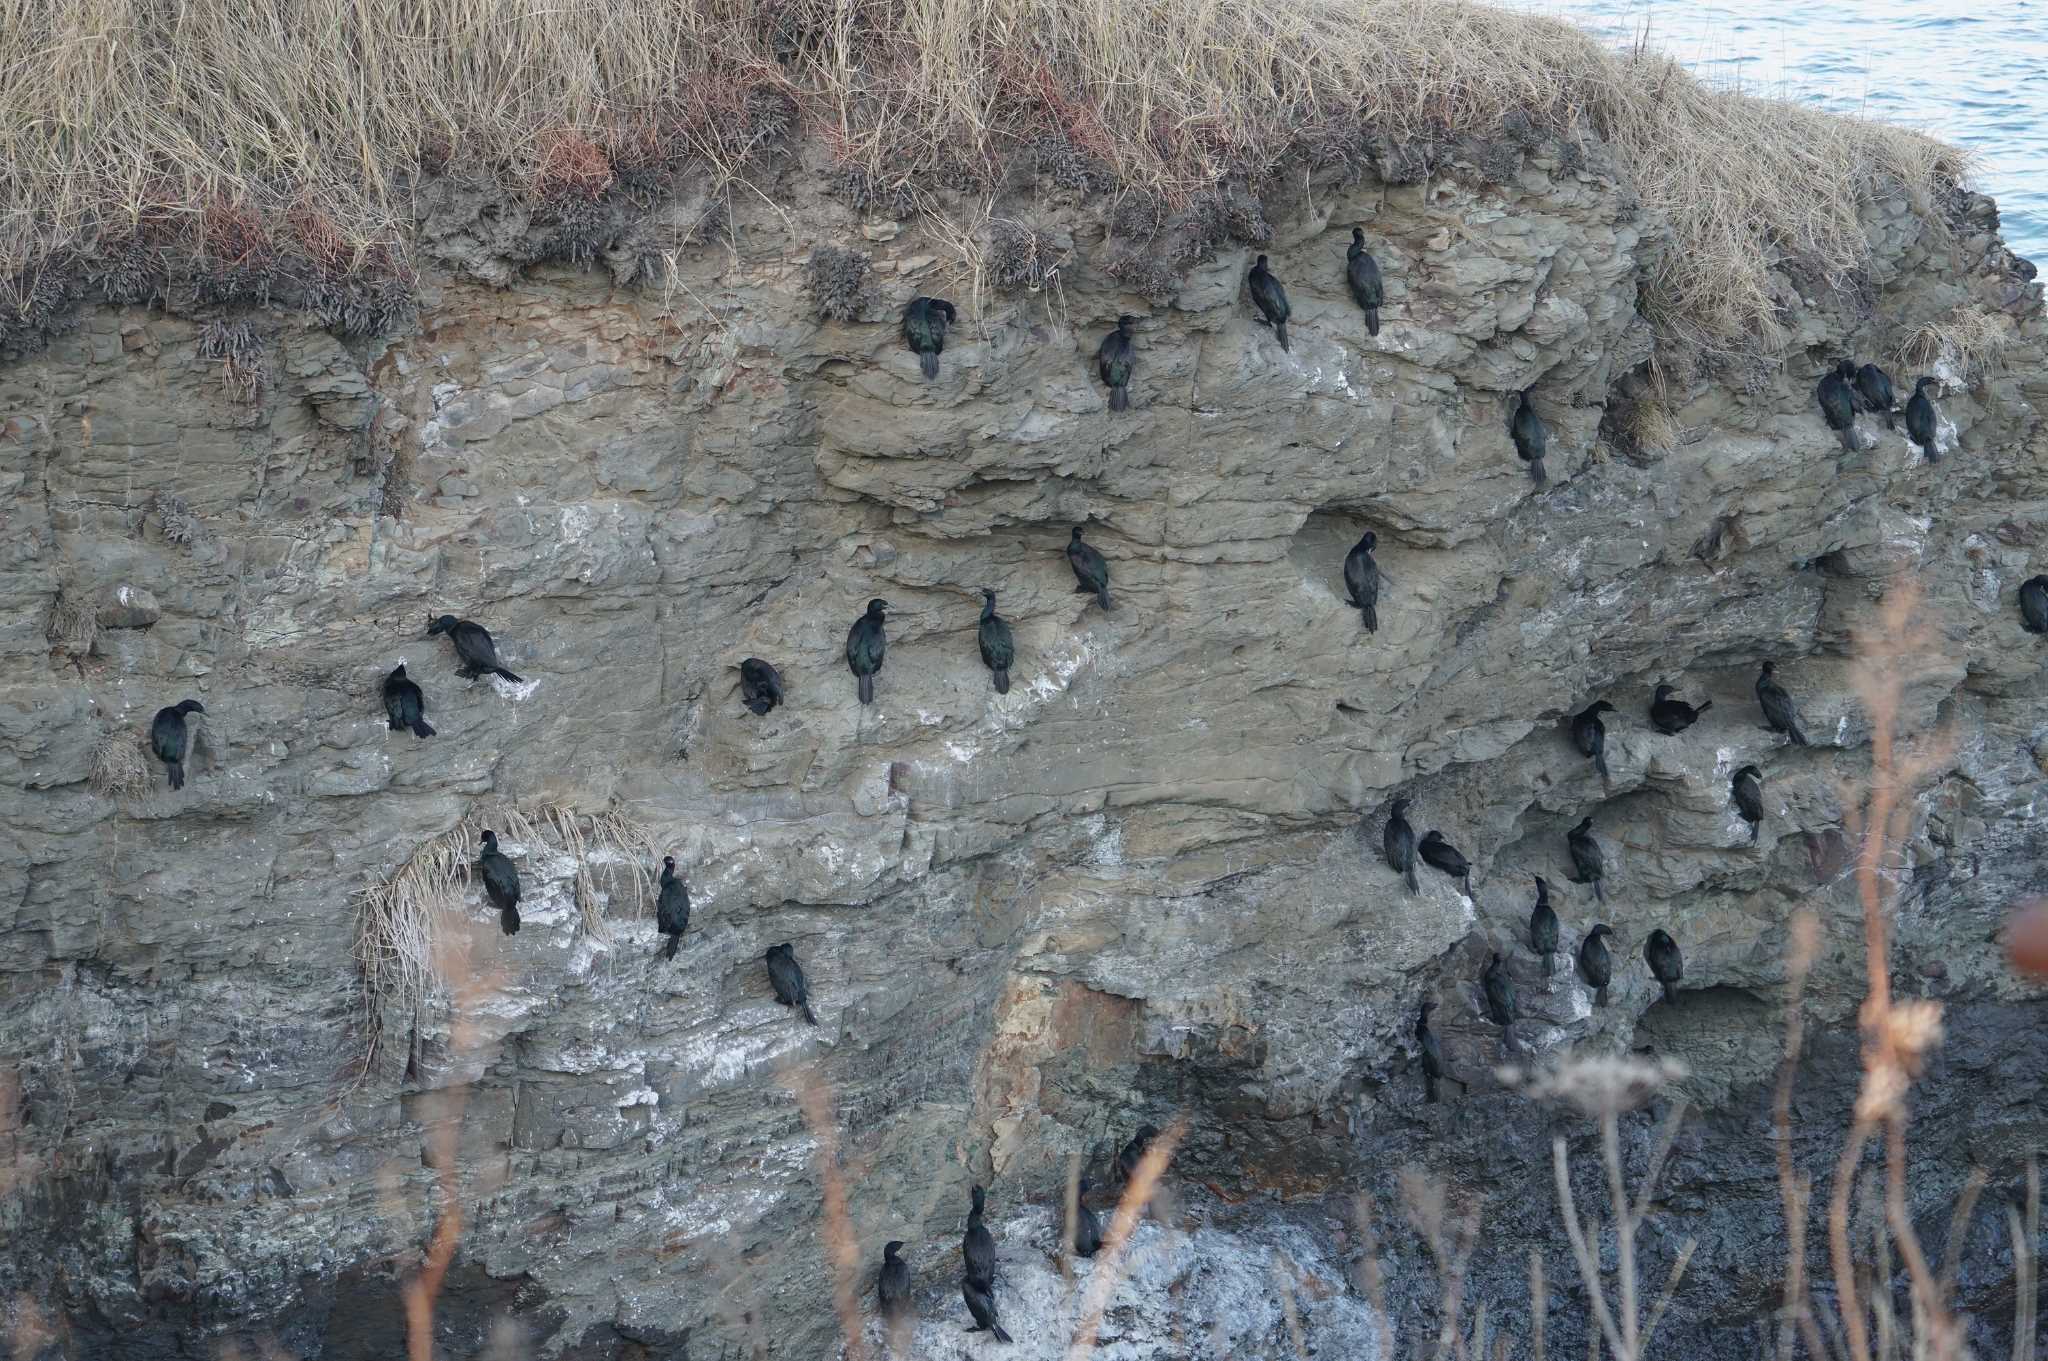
1247;255;1291;350
1066;526;1112;612
1344;531;1379;632
1571;700;1614;780
1645;928;1684;1004
739;657;784;716
1732;764;1765;843
1817;360;1859;454
1385;797;1419;894
902;296;957;379
1098;315;1137;412
1347;228;1383;336
2021;575;2048;635
1649;683;1711;735
150;699;204;791
426;614;523;683
1114;1124;1159;1190
1419;830;1472;897
1578;923;1614;1006
1530;876;1559;969
1511;390;1548;487
766;942;818;1024
1567;816;1606;903
977;590;1015;694
478;829;521;935
1756;661;1809;745
1904;376;1940;461
381;664;435;738
963;1185;996;1286
1854;363;1898;430
1416;998;1446;1103
962;1273;1012;1344
1065;1179;1102;1257
1481;952;1517;1027
846;599;888;705
878;1241;911;1327
656;856;690;960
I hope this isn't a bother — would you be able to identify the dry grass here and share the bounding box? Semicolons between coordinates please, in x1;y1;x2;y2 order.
86;730;150;800
0;0;1963;360
43;592;95;658
1895;304;2018;386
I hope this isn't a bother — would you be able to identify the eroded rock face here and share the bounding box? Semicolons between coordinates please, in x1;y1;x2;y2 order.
1;141;2044;1359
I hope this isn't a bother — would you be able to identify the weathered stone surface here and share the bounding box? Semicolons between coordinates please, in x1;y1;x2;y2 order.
1;143;2044;1361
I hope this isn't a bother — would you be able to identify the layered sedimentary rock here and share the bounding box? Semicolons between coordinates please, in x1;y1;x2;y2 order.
2;135;2044;1359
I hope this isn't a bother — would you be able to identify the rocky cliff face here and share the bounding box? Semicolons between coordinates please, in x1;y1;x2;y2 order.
2;137;2044;1360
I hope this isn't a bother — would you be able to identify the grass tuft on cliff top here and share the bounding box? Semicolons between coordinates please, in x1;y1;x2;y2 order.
0;0;1965;356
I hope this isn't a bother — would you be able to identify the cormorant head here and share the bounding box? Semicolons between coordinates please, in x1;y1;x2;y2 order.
1736;764;1761;779
1360;530;1377;551
1534;874;1550;893
1590;923;1613;939
392;663;407;677
1420;829;1443;845
1574;816;1593;834
1837;359;1858;379
1071;525;1086;541
1419;997;1436;1017
866;598;888;619
884;1240;905;1258
982;587;997;602
1352;227;1365;242
1078;1176;1094;1194
1254;254;1269;267
1135;1124;1159;1143
1915;375;1937;392
662;854;675;872
1390;796;1411;815
426;614;457;637
1761;659;1776;676
177;699;206;715
1487;951;1502;968
970;1184;986;1211
1590;700;1615;714
480;829;497;849
1116;314;1136;334
1654;683;1675;701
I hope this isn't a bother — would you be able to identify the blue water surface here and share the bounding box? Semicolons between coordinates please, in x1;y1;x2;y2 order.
1508;0;2048;265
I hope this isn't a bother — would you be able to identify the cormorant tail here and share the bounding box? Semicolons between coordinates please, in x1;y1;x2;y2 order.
1662;980;1678;1005
1274;320;1289;352
664;933;680;961
1837;425;1857;455
388;714;406;732
801;1001;819;1026
993;669;1010;694
1109;385;1129;413
1461;873;1472;899
859;674;875;705
1425;1073;1439;1103
490;665;525;684
920;350;940;380
1365;308;1380;338
168;761;185;791
991;1323;1012;1345
502;906;521;936
411;717;436;739
1883;408;1896;431
1097;585;1113;613
1593;879;1605;904
1595;985;1608;1007
1405;864;1419;895
1594;750;1609;780
1789;722;1809;746
1529;457;1546;487
1361;603;1377;632
1751;820;1761;845
1696;700;1714;716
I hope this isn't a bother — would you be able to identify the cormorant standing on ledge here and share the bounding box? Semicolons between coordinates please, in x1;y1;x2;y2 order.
1115;1124;1159;1190
426;614;523;683
1645;928;1684;1005
846;599;888;705
1384;798;1419;894
382;664;434;738
1732;764;1765;843
1817;360;1859;454
2022;575;2048;635
903;295;956;379
1649;683;1711;735
1419;830;1473;897
977;589;1015;694
1567;816;1606;903
739;657;784;716
151;699;204;791
1512;390;1548;487
656;856;689;961
1248;255;1291;350
1529;876;1559;969
1066;527;1112;612
1416;998;1447;1103
766;943;818;1024
1579;923;1614;1006
1757;660;1809;745
1347;228;1383;336
963;1185;996;1287
1066;1179;1102;1258
478;829;521;935
1905;376;1941;461
1571;700;1614;780
1482;952;1517;1027
1344;531;1380;632
1855;362;1898;430
878;1241;911;1327
1098;316;1136;412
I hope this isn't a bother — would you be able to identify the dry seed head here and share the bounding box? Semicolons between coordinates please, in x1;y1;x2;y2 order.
1503;1054;1688;1117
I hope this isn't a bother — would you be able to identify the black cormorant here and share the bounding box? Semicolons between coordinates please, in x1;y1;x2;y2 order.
1732;764;1765;843
1344;531;1379;632
766;942;818;1024
426;614;523;683
847;599;888;705
150;699;204;791
1578;923;1613;1006
1247;255;1291;351
1645;928;1683;1004
1567;816;1606;903
2021;575;2048;635
1904;376;1940;461
656;856;690;960
963;1184;996;1286
1066;527;1112;612
903;296;957;380
1756;661;1809;745
1817;360;1859;454
1384;797;1418;894
1114;1124;1159;1189
1511;390;1548;487
962;1274;1012;1343
1481;952;1517;1027
1854;363;1898;429
1649;683;1711;735
1347;228;1383;336
478;829;522;935
978;590;1015;694
1416;998;1446;1103
1098;316;1137;412
1571;700;1614;780
382;664;434;738
1530;876;1559;969
739;657;784;716
1066;1179;1102;1257
878;1241;911;1327
1419;830;1472;897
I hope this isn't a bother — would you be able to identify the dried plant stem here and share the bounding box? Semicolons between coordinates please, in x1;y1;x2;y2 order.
1530;1249;1546;1361
781;1063;868;1361
1828;1119;1876;1361
2010;1158;2039;1361
1064;1121;1182;1361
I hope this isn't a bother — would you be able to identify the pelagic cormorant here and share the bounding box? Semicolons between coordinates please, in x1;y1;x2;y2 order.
1649;683;1711;735
1416;998;1446;1103
878;1241;911;1326
1854;363;1898;430
1346;228;1383;336
1344;531;1380;632
1384;797;1419;894
1512;390;1548;487
1756;660;1809;745
1419;830;1473;897
1066;527;1112;612
1066;1179;1102;1257
1817;360;1859;454
1529;876;1559;969
1114;1124;1158;1189
426;614;523;683
963;1184;996;1286
1481;952;1517;1027
1098;316;1137;412
846;599;888;705
977;590;1015;694
1732;764;1765;843
1567;816;1606;903
766;942;818;1024
478;829;522;935
1571;700;1614;780
150;699;204;791
2021;575;2048;635
382;664;434;738
1578;923;1614;1006
739;657;784;716
1645;928;1684;1005
1904;376;1940;461
1247;255;1291;350
903;296;957;379
656;855;690;961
